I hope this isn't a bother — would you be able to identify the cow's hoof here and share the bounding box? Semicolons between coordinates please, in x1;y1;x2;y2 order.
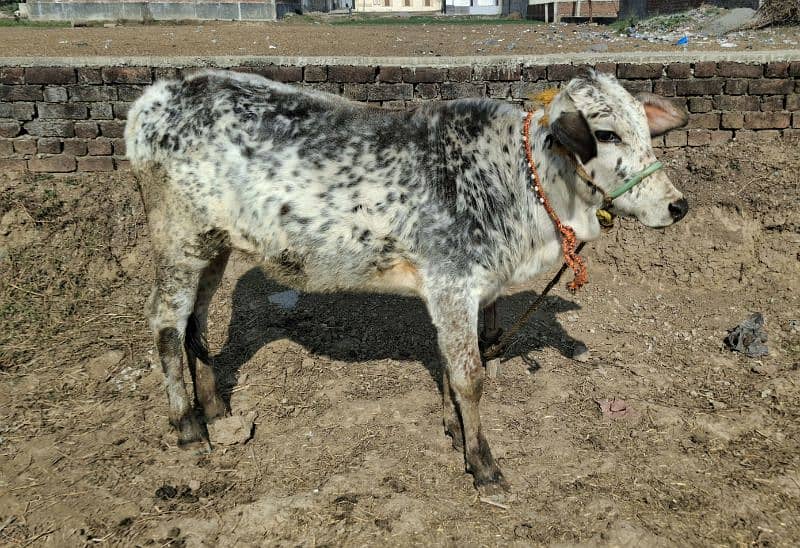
175;416;211;453
474;470;510;495
202;395;230;422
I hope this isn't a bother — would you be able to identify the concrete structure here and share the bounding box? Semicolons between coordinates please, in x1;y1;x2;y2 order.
26;0;278;21
354;0;439;12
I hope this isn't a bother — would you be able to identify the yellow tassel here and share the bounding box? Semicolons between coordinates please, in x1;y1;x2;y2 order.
531;88;559;107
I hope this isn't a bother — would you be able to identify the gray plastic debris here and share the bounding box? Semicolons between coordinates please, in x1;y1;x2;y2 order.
725;312;768;357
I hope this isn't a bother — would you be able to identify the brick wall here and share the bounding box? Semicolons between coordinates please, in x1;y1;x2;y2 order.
1;58;799;172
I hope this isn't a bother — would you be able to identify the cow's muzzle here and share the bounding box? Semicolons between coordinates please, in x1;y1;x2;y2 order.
668;197;689;222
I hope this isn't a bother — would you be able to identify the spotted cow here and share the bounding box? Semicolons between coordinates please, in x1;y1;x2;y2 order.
125;68;688;493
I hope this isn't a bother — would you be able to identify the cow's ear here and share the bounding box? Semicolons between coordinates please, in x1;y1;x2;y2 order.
550;111;596;164
637;93;689;137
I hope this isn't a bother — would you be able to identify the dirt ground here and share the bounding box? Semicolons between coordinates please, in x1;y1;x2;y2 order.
1;14;799;57
1;136;799;547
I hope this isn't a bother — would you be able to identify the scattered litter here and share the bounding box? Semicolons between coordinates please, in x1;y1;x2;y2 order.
208;411;257;445
595;398;635;419
268;289;299;310
725;312;768;357
675;35;689;46
480;496;509;510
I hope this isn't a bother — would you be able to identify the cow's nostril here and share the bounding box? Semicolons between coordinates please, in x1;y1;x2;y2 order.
669;198;689;222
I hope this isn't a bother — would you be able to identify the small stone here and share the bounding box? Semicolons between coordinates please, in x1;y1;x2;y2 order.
86;350;125;380
571;343;590;362
188;479;201;491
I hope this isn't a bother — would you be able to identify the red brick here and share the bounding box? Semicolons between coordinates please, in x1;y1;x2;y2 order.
153;67;180;80
87;138;112;156
521;65;546;81
749;79;793;95
765;62;790;78
78;156;114;172
415;83;438;100
77;68;103;84
792;113;800;128
688;97;712;113
666;63;691;79
716;62;762;78
721;112;744;129
787;94;800;111
13;138;37;155
111;138;126;155
744;112;791;129
402;67;447;83
511;81;551;100
687;129;711;146
236;65;302;83
0;102;35;121
617;63;662;79
37;138;61;154
448;66;472;82
69;85;118;102
713;95;759;111
304;65;327;82
37;103;88;120
548;64;582;81
43;86;68;102
113;102;131;119
0;85;43;101
664;130;687;147
791;62;800;77
23;120;74;137
328;65;376;83
0;121;20;138
25;67;76;84
593;62;616;75
652;79;675;96
342;84;367;101
735;129;781;142
651;135;664;148
114;158;131;170
117;85;144;102
63;139;87;156
0;67;24;84
621;80;652;94
377;66;402;83
473;65;521;82
693;62;716;78
368;84;413;101
725;79;748;95
783;128;800;138
90;103;113;120
29;155;76;172
710;130;733;145
760;96;784;112
676;79;724;96
0;139;12;157
101;67;152;84
687;112;720;129
0;159;27;170
487;82;510;98
98;121;125;138
381;100;405;109
440;82;485;100
74;121;99;139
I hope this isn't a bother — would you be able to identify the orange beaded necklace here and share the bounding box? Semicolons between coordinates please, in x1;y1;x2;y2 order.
522;111;588;291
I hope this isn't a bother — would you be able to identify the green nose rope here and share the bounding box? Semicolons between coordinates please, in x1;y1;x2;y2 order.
596;161;663;227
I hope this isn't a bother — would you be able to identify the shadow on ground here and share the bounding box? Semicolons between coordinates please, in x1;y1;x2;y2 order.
213;267;584;404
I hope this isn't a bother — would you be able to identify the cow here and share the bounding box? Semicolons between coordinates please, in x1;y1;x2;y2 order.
125;68;689;493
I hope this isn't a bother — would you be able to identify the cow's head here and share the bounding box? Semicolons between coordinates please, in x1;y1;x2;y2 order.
548;72;689;227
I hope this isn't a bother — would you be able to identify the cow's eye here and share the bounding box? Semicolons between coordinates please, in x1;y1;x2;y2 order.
594;130;621;143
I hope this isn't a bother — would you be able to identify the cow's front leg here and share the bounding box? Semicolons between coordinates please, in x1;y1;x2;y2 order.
427;289;508;493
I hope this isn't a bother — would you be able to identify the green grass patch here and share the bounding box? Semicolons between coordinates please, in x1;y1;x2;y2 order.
0;18;71;27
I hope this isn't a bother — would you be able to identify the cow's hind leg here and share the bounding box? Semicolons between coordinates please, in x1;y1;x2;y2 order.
185;247;231;421
148;261;207;450
426;287;508;494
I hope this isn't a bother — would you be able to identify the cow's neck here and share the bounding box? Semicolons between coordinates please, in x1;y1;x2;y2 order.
525;113;602;244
